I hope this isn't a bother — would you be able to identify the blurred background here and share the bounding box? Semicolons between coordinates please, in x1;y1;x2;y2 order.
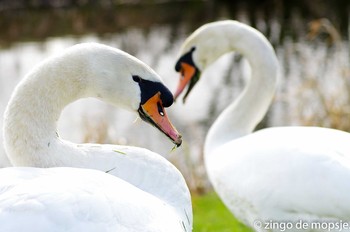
0;0;349;230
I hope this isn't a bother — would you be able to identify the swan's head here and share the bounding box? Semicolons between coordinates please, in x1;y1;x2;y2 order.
174;20;240;102
132;75;182;146
174;46;201;102
81;43;182;146
174;21;223;102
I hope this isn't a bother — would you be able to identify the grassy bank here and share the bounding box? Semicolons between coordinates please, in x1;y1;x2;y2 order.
192;191;253;232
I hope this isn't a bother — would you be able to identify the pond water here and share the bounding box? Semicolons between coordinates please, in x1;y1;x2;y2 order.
0;1;349;191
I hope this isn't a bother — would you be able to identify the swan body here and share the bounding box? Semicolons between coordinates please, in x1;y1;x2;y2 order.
210;127;350;225
2;43;192;231
174;20;350;231
0;167;187;232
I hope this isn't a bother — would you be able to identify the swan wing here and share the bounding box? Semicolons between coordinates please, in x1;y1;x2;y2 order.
208;127;350;225
0;167;187;232
74;143;193;231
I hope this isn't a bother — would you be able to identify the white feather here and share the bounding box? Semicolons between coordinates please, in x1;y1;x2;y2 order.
178;20;350;231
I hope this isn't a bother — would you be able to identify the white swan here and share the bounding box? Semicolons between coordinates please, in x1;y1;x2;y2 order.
2;43;192;231
173;20;350;231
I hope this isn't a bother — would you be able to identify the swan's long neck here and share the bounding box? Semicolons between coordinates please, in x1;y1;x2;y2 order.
204;23;279;155
3;53;89;167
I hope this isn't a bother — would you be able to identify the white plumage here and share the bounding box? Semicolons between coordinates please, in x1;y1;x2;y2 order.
0;167;187;232
174;20;350;231
1;43;192;231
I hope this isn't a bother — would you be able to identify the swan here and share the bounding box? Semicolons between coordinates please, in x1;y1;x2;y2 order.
0;167;190;231
173;20;350;231
2;43;192;231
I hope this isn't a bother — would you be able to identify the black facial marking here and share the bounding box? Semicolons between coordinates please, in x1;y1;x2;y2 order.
174;46;201;102
175;46;197;72
132;75;174;107
132;75;141;83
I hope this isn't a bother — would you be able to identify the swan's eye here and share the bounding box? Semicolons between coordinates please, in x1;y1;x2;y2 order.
157;102;165;116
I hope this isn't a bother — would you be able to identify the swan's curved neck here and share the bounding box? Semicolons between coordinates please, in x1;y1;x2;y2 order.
204;24;279;155
3;56;88;167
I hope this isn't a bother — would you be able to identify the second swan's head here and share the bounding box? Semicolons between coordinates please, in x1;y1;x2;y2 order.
44;43;182;146
174;21;233;102
174;20;250;102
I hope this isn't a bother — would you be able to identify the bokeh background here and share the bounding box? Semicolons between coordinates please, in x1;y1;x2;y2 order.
0;2;349;227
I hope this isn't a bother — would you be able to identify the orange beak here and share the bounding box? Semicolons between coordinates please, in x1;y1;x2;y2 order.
139;92;182;146
174;62;201;103
174;63;197;99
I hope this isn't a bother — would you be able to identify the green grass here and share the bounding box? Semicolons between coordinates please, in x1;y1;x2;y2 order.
192;191;253;232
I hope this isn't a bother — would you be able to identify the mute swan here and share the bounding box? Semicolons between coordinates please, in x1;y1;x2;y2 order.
2;43;192;231
173;20;350;231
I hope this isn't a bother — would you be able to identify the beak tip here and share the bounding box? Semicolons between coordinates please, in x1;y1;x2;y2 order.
174;90;185;104
173;92;180;100
174;135;182;147
171;131;182;146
